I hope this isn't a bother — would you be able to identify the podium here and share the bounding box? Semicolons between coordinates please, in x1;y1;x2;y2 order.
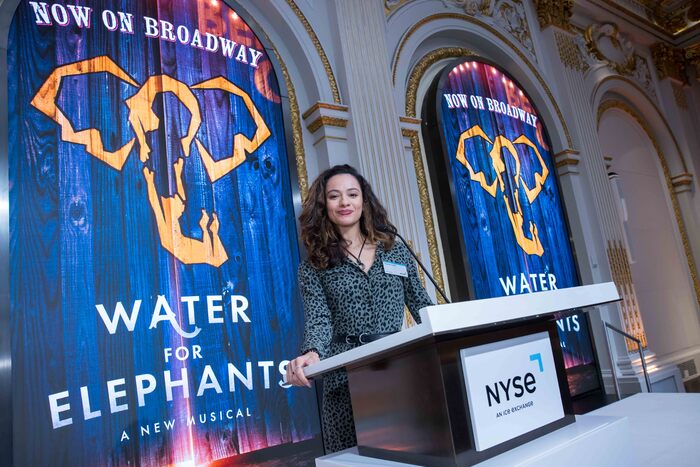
305;283;620;466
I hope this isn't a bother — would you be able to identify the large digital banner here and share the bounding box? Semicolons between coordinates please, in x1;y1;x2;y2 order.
9;0;321;465
435;59;599;397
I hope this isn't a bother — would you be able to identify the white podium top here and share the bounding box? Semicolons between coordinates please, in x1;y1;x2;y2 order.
304;282;619;378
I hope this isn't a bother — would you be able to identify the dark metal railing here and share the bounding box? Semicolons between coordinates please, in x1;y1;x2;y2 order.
603;321;652;398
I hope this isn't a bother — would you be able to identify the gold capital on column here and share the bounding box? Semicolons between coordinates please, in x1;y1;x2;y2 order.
534;0;573;30
651;42;688;84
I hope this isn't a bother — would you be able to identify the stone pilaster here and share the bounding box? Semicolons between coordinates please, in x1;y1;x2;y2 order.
554;37;645;394
330;0;427;275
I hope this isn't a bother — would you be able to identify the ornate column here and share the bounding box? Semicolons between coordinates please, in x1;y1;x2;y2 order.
329;0;427;275
534;0;574;31
549;27;643;394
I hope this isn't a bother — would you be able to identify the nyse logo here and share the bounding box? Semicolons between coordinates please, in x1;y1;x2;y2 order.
485;353;543;407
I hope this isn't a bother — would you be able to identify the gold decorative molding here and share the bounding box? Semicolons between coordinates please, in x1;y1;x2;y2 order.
405;46;475;117
301;102;348;120
306;116;348;134
385;0;412;16
439;0;536;58
651;42;688;84
405;129;447;304
391;11;538;86
285;0;342;104
556;159;579;168
598;99;700;309
406;239;427;288
561;25;656;99
671;172;694;193
270;47;309;201
584;23;636;75
671;173;693;186
400;116;422;125
607;239;647;350
534;0;573;30
554;31;589;73
554;149;580;169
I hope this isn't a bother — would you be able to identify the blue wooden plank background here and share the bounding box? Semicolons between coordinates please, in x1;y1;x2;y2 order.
9;1;320;465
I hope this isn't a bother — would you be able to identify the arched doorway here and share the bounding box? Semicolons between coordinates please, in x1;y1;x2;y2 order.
421;57;602;398
598;106;700;360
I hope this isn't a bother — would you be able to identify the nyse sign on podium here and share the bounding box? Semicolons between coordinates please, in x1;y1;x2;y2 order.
436;60;599;397
9;1;320;466
460;332;565;451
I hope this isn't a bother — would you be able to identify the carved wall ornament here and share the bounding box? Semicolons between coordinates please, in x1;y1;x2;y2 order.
630;54;657;100
556;25;656;101
441;0;492;16
651;42;688;84
584;23;636;75
555;30;590;73
440;0;536;58
385;0;413;15
534;0;573;30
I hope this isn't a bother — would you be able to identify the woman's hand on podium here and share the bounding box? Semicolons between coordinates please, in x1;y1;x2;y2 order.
286;351;320;388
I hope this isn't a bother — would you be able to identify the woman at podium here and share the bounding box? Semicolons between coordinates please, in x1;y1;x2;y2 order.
285;164;433;452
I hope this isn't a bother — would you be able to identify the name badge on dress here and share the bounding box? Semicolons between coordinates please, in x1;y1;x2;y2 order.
383;261;408;277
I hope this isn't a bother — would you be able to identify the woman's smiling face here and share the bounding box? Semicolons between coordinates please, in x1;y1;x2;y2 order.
325;173;363;229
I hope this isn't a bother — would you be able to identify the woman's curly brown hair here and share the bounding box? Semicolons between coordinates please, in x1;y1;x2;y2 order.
299;165;396;269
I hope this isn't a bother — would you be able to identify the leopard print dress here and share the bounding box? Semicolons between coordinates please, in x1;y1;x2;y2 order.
298;241;433;453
